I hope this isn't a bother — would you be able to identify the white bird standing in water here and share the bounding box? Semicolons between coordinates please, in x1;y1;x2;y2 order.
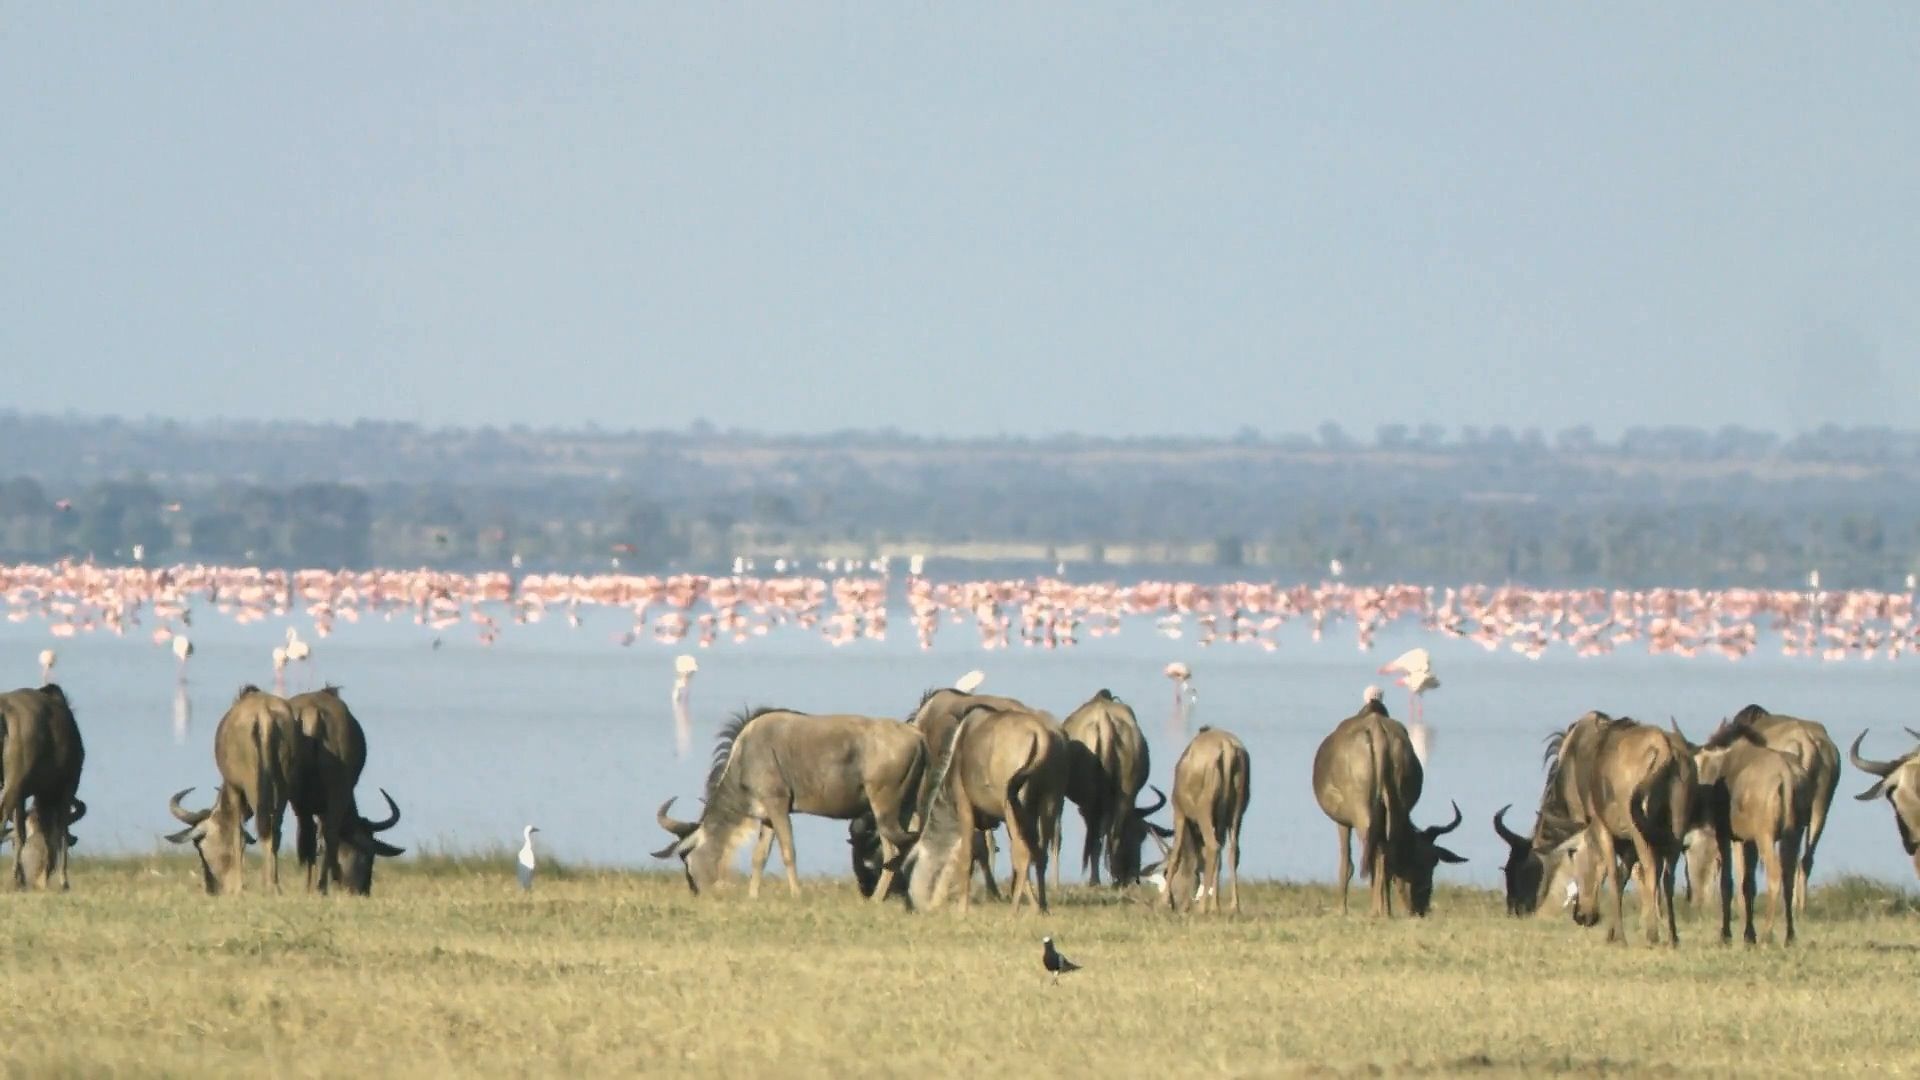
1164;661;1195;733
172;634;193;681
271;646;289;695
284;628;312;689
1378;648;1438;765
38;648;55;684
517;825;540;891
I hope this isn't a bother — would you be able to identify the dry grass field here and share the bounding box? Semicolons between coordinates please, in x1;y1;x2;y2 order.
3;855;1917;1077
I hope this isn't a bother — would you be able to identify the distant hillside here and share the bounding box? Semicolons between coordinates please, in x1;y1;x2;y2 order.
1;412;1916;588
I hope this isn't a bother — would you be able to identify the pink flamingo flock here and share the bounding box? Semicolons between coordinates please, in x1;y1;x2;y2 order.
2;561;1916;664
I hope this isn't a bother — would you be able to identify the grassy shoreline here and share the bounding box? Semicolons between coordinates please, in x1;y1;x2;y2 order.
3;856;1916;1076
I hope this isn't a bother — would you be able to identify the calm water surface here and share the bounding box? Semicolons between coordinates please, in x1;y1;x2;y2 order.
6;612;1913;889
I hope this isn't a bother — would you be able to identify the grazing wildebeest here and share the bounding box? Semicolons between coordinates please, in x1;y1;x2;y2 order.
1;798;84;887
906;704;1068;913
1559;716;1696;946
165;685;304;895
906;687;1044;897
1491;709;1617;917
1055;689;1168;887
1158;726;1250;914
1681;719;1808;945
653;708;928;898
285;687;405;895
1692;705;1836;913
1312;694;1465;916
1847;727;1920;883
0;684;86;890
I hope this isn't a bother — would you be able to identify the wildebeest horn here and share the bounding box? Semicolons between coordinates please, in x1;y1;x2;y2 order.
68;798;86;826
364;789;401;832
1850;731;1897;777
1905;726;1920;743
168;787;212;827
1134;784;1167;819
1427;800;1463;838
1492;804;1527;848
655;797;698;839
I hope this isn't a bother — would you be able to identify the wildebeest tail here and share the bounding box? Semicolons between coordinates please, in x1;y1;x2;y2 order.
1361;724;1390;880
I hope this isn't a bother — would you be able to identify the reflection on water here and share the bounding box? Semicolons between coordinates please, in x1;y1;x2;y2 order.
5;609;1917;888
171;683;191;745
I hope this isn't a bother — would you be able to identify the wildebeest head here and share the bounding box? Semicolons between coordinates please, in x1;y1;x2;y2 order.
1109;785;1174;885
1393;800;1466;916
651;797;705;892
1556;828;1606;928
165;787;255;895
333;790;406;895
1491;804;1544;917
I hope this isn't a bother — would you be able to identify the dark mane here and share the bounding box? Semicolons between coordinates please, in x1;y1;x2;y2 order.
38;683;66;703
234;683;263;703
706;706;794;798
1706;719;1767;749
1533;711;1612;849
909;686;948;723
1731;703;1769;726
1359;698;1389;717
320;683;344;697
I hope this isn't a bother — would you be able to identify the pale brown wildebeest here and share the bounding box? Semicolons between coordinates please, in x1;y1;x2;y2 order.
1559;716;1696;946
906;704;1068;913
1680;706;1835;915
0;684;86;890
1156;726;1250;914
165;685;305;895
1312;695;1464;916
905;686;1043;897
286;687;405;895
1492;710;1618;917
654;708;928;898
1847;727;1920;883
1680;718;1808;945
1055;689;1169;887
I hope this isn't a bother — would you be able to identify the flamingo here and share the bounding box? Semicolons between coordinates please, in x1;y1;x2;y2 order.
172;634;193;681
271;646;289;695
284;627;312;688
38;648;55;684
1379;647;1438;765
1164;661;1194;732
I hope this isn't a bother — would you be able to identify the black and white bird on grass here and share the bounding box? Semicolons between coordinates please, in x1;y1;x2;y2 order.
1042;936;1080;983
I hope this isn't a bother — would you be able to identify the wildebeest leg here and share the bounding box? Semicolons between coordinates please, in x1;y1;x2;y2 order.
1779;829;1801;945
766;809;802;898
54;806;73;892
1369;820;1390;918
1227;814;1243;914
1334;823;1352;916
259;801;282;894
975;829;1002;900
951;794;978;914
1737;840;1759;945
1728;826;1743;937
1659;855;1679;948
1758;832;1784;945
1;791;25;889
1591;828;1623;944
1033;795;1058;914
1200;823;1222;915
746;824;775;899
1081;802;1105;887
1626;829;1661;946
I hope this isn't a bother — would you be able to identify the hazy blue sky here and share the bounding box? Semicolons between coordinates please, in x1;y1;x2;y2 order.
4;7;1916;437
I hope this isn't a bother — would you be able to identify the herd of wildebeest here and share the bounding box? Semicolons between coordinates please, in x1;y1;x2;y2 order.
6;677;1920;947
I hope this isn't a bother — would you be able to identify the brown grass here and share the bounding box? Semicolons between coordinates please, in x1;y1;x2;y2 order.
1;856;1915;1077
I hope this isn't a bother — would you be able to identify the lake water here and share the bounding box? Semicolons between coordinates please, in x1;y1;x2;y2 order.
6;609;1913;890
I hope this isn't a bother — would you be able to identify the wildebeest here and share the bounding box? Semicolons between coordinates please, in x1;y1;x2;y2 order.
904;687;1044;897
906;704;1068;913
1559;716;1696;946
1312;695;1464;916
1847;727;1920;883
1491;710;1616;917
0;684;86;890
654;708;928;898
1056;689;1168;887
1712;705;1836;912
1158;726;1250;914
165;685;305;895
285;687;405;895
1682;719;1808;945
